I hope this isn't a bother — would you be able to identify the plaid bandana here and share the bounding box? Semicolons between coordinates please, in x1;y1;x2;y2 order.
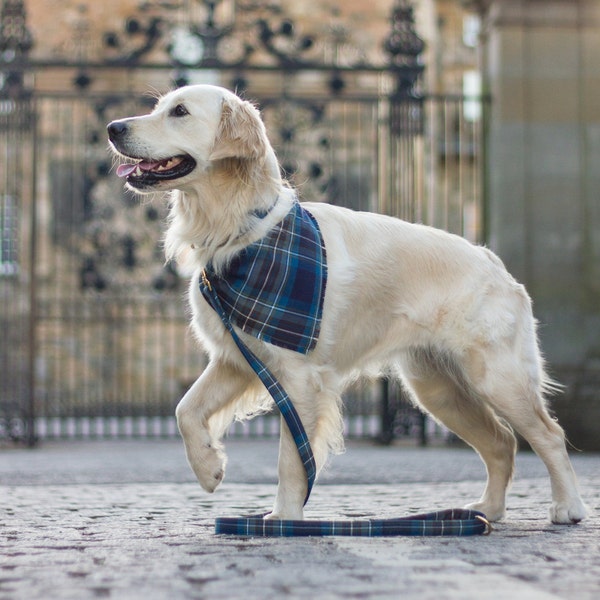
202;201;327;354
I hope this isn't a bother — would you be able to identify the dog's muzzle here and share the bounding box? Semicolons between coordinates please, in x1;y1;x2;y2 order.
107;119;197;189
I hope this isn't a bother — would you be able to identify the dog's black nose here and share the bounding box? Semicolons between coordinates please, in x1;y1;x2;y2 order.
107;120;128;141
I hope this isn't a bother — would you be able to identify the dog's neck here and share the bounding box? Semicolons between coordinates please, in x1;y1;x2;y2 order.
164;153;295;272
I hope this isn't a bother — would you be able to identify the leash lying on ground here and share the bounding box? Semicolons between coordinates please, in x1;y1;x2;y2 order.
200;268;492;537
215;509;491;537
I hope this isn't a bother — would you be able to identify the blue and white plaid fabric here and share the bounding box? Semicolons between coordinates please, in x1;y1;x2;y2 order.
202;201;327;354
215;509;492;537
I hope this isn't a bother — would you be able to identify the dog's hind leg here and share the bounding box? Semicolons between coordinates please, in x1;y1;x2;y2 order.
176;359;256;493
403;359;517;522
464;348;588;524
505;400;587;523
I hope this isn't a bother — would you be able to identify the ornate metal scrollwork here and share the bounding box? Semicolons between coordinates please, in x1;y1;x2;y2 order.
384;0;425;96
0;0;33;57
0;0;33;97
384;1;426;135
1;1;424;90
0;0;427;293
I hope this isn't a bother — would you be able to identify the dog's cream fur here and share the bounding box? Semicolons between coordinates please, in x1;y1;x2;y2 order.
108;84;587;523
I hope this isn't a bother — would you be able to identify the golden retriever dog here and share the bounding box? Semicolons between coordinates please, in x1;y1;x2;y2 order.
108;84;587;524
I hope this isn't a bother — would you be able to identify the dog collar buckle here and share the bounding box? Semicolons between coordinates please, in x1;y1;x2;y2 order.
201;268;212;291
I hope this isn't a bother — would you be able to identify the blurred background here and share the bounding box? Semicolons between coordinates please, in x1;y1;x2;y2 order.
1;0;598;450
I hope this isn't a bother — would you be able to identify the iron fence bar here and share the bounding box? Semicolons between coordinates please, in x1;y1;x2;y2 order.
24;100;37;447
2;58;416;74
1;90;397;107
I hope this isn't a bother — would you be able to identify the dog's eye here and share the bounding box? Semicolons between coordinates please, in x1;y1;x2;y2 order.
169;104;189;118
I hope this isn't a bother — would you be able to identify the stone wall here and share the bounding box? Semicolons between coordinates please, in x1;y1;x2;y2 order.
482;0;600;449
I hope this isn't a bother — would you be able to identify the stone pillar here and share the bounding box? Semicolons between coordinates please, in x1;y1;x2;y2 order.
480;0;600;449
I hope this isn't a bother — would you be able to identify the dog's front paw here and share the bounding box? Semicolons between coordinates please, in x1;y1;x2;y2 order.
264;507;304;521
464;500;506;522
186;443;227;493
550;498;588;524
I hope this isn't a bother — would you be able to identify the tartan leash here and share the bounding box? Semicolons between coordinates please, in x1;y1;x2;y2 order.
200;269;492;537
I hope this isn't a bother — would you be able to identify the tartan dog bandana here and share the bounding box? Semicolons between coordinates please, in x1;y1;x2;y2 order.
201;201;327;354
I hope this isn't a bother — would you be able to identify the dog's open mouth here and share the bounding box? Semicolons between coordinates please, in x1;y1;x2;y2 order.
116;155;196;187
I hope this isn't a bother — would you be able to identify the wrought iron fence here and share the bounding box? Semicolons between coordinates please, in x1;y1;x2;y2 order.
0;0;487;445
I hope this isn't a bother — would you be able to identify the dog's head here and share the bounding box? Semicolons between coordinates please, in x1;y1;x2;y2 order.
107;85;269;192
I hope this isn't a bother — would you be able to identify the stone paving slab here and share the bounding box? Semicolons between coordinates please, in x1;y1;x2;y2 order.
1;441;599;600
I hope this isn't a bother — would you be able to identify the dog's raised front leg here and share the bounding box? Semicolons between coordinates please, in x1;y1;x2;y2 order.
176;360;252;492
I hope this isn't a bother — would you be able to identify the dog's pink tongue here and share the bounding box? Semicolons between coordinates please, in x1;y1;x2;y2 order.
116;163;138;178
116;160;162;178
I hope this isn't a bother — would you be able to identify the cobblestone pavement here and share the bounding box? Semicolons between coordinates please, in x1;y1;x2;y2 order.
1;439;599;600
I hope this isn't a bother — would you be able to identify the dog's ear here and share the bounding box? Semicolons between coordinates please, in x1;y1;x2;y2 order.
209;97;267;161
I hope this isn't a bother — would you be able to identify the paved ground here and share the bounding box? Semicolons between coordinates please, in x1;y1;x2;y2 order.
1;439;599;600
